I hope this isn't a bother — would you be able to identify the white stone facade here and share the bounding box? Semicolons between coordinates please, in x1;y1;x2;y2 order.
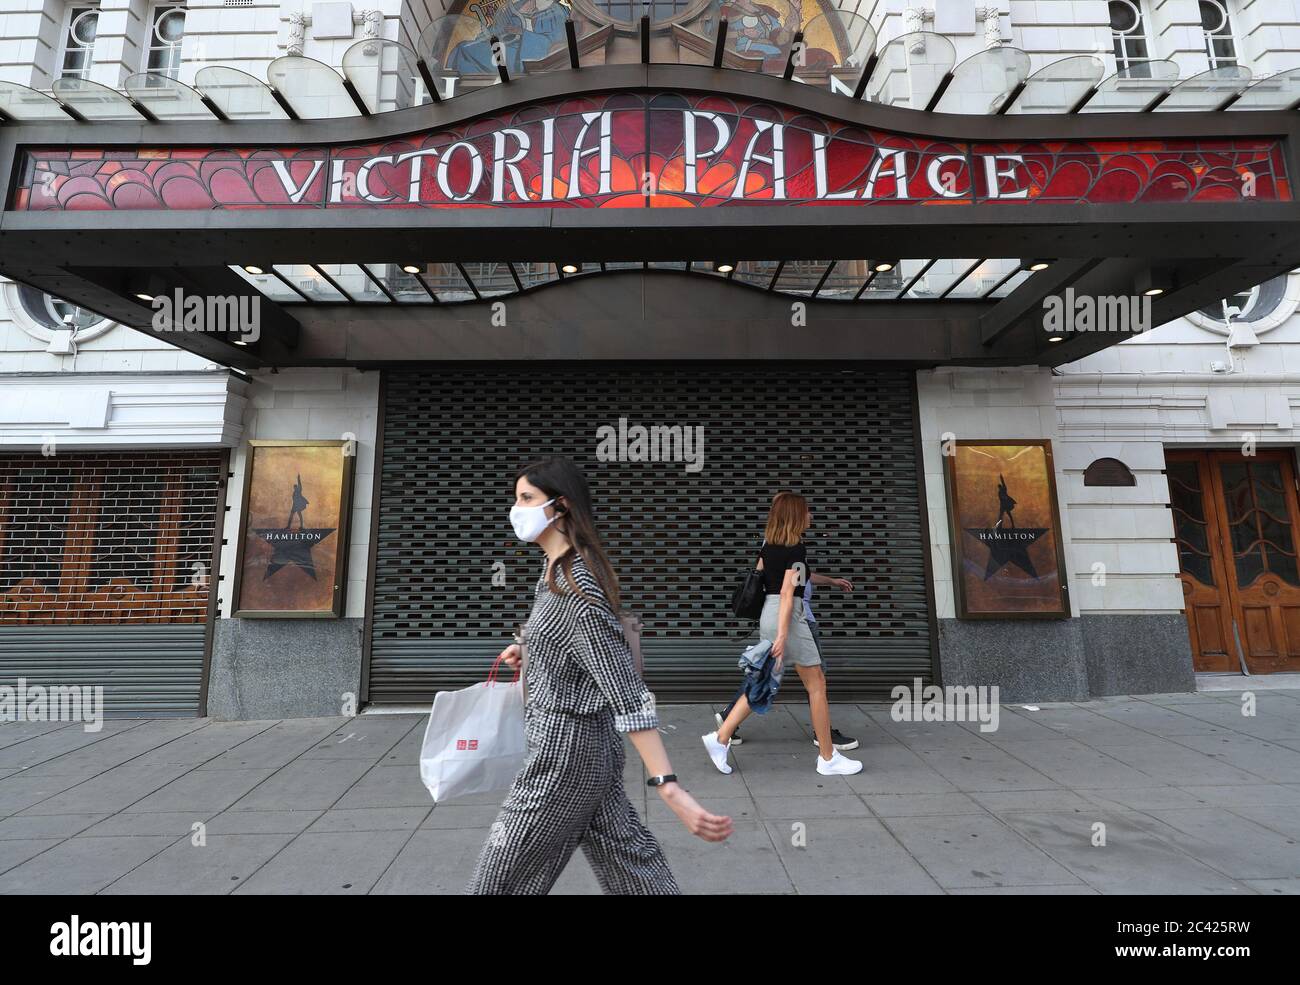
3;0;1300;635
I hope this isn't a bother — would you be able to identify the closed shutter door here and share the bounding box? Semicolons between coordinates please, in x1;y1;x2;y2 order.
0;452;222;716
369;368;933;701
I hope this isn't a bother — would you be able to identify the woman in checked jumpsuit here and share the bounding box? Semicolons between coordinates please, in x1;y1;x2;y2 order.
466;457;733;895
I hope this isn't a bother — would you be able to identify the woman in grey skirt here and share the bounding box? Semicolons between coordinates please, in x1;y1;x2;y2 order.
702;491;863;777
467;456;732;894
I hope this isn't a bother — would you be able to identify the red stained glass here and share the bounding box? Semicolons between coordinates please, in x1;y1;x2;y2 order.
14;92;1290;212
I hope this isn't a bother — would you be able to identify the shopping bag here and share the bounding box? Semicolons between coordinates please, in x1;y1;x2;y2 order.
419;656;527;803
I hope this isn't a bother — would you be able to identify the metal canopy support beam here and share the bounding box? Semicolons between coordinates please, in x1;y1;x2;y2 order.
249;271;999;365
11;201;1297;267
341;78;371;116
980;257;1103;346
1038;250;1300;366
0;262;299;368
713;20;729;69
565;19;580;70
267;85;300;120
416;58;441;103
782;32;804;81
852;53;879;101
490;37;510;83
995;82;1027;115
924;73;954;112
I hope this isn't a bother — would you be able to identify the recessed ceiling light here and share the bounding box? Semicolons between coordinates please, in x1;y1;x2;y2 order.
873;260;896;272
402;264;421;274
1047;336;1064;343
134;292;154;302
714;261;734;273
233;338;248;346
1144;287;1164;296
243;265;264;275
561;263;580;274
1029;261;1050;271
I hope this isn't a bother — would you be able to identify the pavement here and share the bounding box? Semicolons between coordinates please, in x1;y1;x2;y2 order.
2;687;1300;894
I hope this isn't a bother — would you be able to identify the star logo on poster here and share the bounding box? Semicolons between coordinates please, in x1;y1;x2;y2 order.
252;473;336;580
963;473;1047;580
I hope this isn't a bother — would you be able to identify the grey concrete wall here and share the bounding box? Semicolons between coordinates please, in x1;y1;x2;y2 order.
207;618;363;720
937;613;1195;703
1080;613;1197;697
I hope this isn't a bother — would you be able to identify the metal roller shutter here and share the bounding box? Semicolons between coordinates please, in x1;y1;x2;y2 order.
0;625;208;717
0;452;222;717
368;367;934;701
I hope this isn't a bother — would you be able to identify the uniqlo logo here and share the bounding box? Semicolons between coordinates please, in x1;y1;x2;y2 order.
456;739;467;750
456;738;479;751
467;739;479;750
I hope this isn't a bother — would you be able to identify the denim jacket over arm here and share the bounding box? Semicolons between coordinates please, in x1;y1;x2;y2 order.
737;638;781;714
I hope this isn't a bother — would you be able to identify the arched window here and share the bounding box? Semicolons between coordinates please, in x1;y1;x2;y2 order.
1109;1;1151;75
58;5;99;80
145;4;186;79
1199;0;1237;68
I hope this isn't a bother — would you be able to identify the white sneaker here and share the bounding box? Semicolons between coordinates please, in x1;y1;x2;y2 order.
701;731;733;774
816;748;863;776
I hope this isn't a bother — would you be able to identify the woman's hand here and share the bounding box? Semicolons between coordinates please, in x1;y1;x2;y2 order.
772;634;786;674
658;784;733;842
499;643;522;670
832;577;854;592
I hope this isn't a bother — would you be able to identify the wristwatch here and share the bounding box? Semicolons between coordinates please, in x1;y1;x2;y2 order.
645;773;678;788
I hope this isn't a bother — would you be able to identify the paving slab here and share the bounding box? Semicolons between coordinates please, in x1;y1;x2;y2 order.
99;833;299;895
306;807;430;833
231;829;414;894
762;817;945;894
882;813;1080;890
18;763;194;816
195;718;348;771
225;758;374;812
994;811;1255;894
0;834;177;893
3;693;1299;894
1136;808;1300;880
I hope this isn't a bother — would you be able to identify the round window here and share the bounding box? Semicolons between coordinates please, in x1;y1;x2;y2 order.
16;285;105;333
156;8;185;44
1199;0;1228;34
71;9;99;47
1109;1;1140;33
1185;271;1300;336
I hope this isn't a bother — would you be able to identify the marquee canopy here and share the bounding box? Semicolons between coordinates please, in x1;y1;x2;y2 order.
2;53;1299;369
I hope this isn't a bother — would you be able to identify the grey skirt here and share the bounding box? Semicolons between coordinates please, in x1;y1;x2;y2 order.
759;594;822;667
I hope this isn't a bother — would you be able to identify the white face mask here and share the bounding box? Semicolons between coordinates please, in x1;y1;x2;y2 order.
510;498;556;542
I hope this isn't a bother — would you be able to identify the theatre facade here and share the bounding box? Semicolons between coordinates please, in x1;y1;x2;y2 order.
4;2;1300;718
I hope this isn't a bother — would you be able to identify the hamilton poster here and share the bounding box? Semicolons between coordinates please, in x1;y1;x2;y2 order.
232;440;355;618
944;440;1069;619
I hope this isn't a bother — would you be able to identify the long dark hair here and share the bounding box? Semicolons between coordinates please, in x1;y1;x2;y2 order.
513;456;621;610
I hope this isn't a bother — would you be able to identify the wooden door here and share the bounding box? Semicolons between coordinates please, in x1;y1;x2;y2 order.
1168;449;1300;673
1166;452;1236;671
1212;450;1300;673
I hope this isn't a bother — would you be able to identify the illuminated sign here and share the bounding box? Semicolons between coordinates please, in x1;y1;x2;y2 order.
15;92;1290;211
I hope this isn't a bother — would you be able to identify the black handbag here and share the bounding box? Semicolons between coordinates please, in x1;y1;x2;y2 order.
730;560;765;620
